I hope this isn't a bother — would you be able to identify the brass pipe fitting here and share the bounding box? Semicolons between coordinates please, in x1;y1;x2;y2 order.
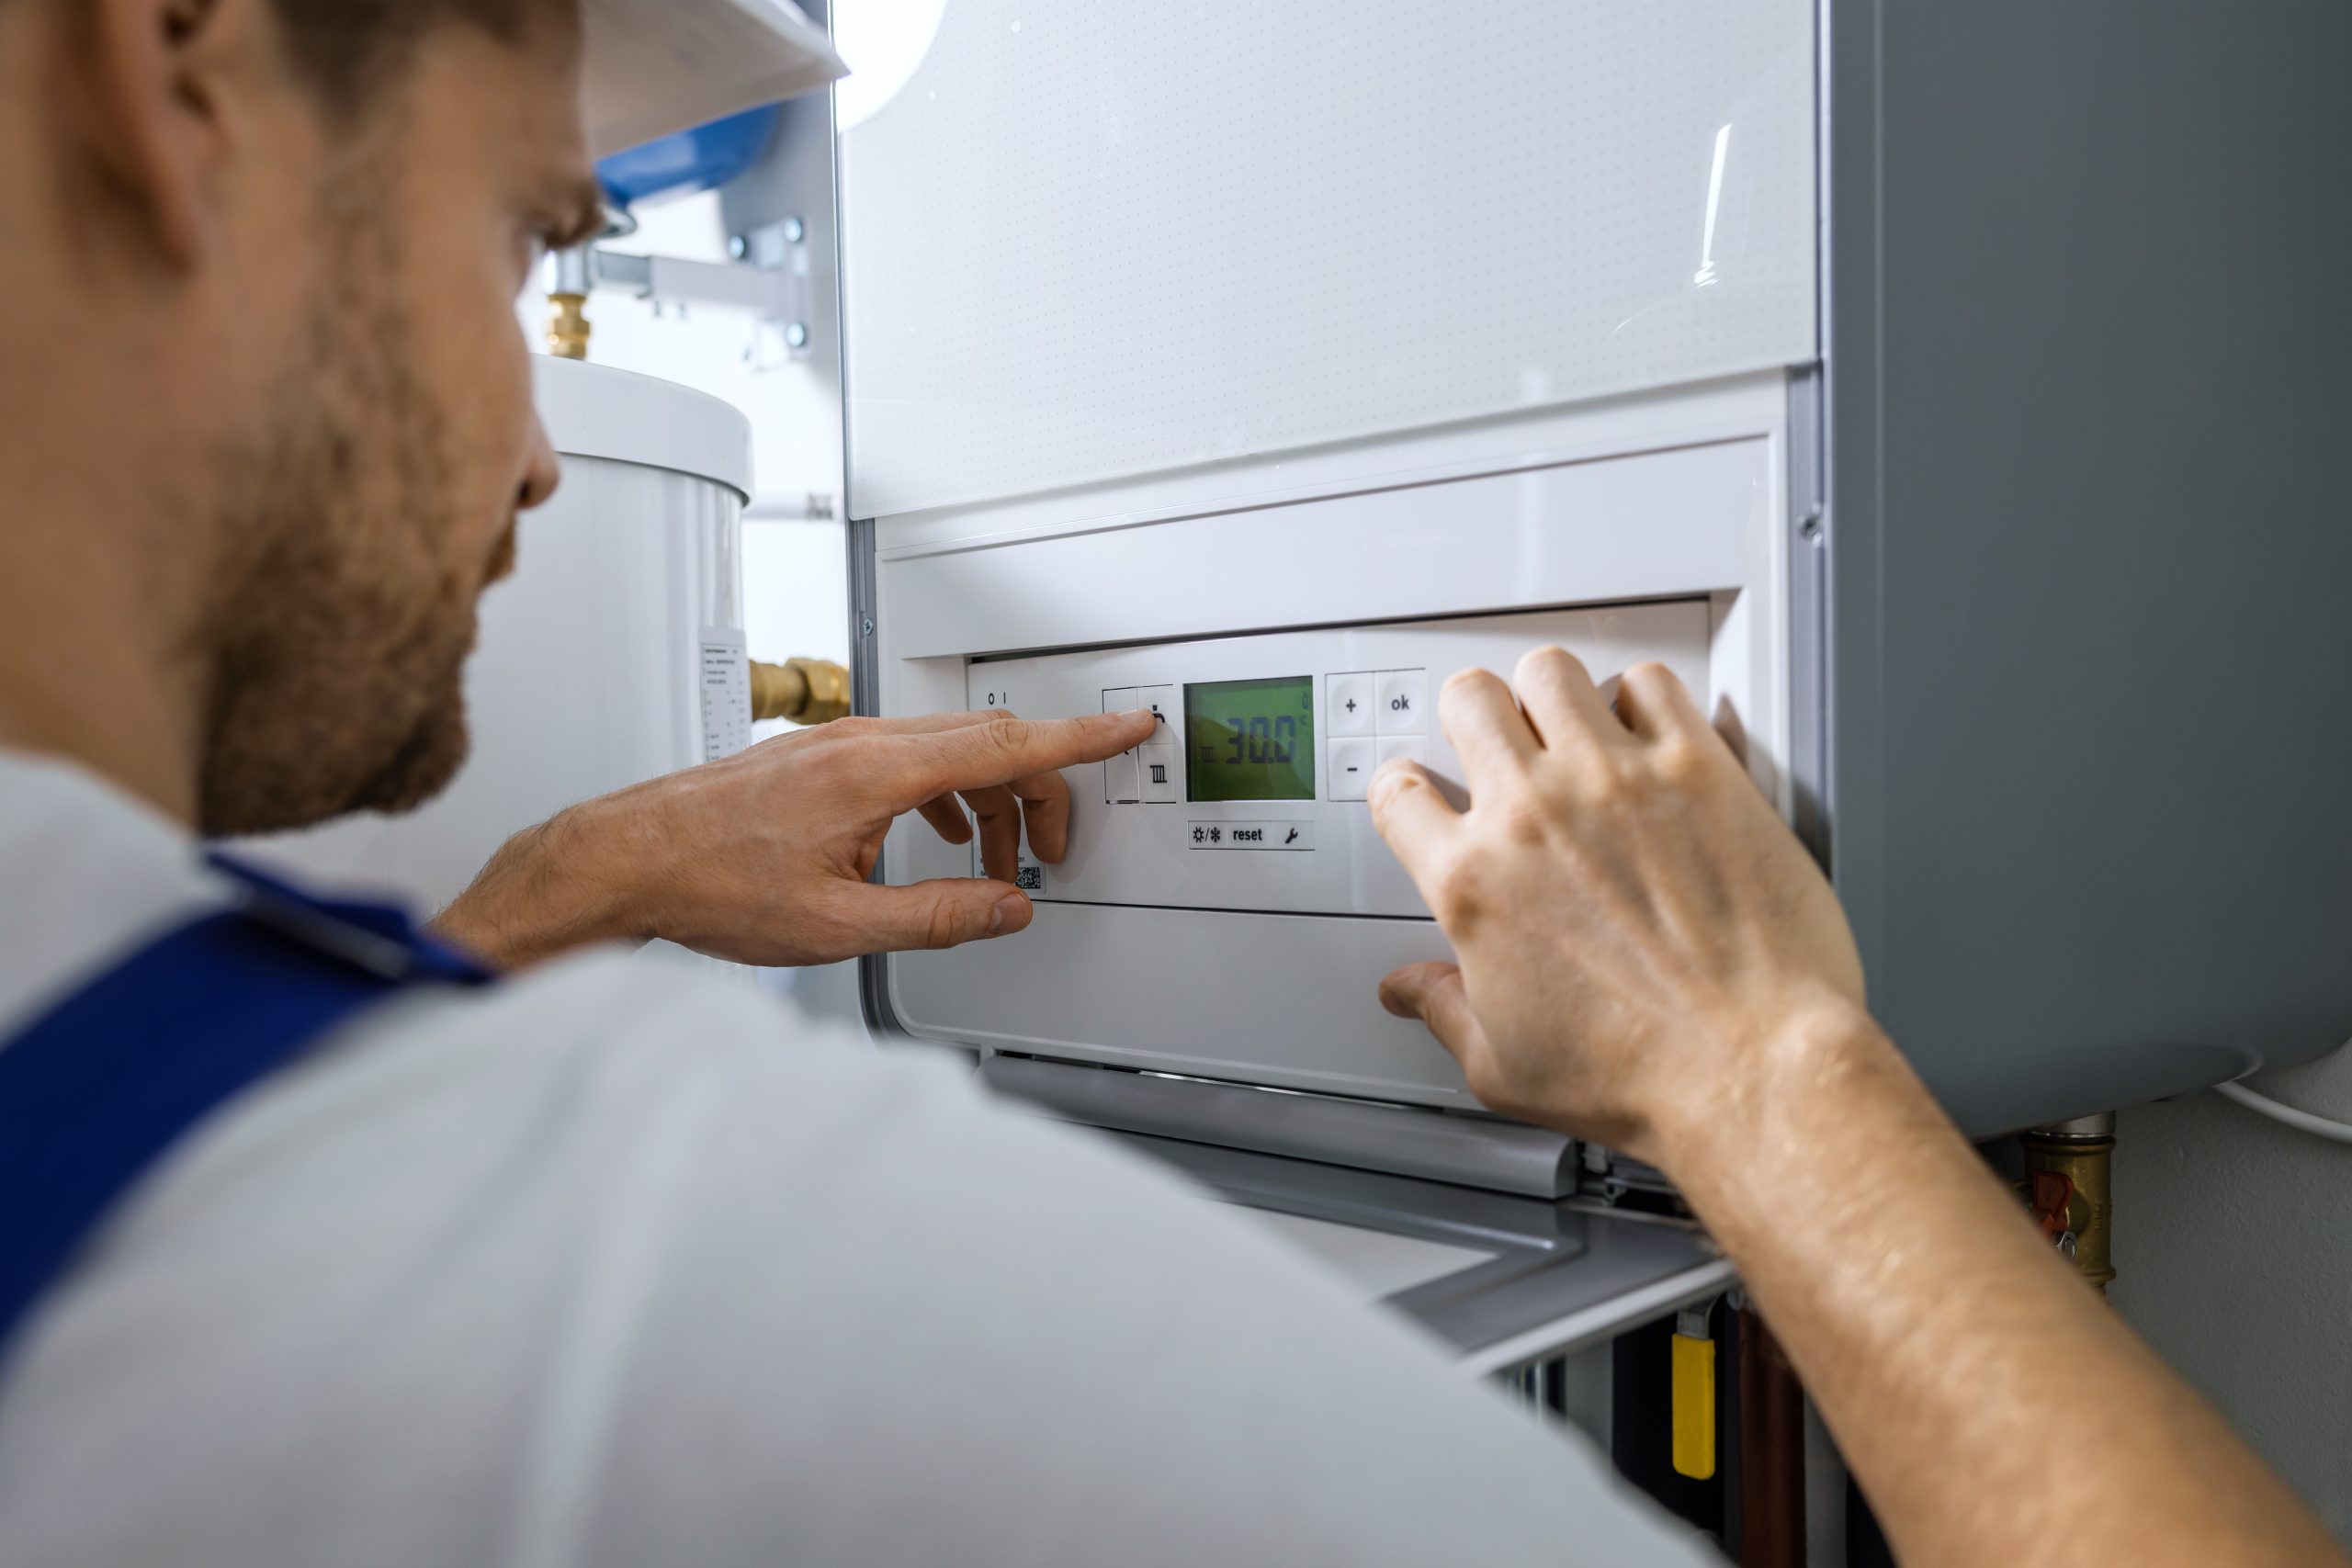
547;292;590;360
750;658;852;725
2019;1112;2116;1293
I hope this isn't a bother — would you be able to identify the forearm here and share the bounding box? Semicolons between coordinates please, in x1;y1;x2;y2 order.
430;800;650;968
1661;1010;2343;1568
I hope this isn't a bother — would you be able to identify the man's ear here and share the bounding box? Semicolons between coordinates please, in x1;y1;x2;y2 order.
78;0;252;266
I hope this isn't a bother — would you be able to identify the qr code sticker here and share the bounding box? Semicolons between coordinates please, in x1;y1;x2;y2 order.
1013;864;1045;893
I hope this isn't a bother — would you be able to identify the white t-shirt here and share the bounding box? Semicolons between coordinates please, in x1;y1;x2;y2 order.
0;750;1715;1568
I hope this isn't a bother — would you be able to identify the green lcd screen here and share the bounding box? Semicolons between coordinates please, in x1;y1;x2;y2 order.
1185;676;1317;801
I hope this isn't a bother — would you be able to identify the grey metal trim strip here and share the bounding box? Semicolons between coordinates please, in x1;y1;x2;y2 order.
846;515;903;1038
1104;1129;1729;1375
1785;361;1830;869
832;61;904;1042
1103;1125;1615;1253
1450;1260;1736;1379
983;1054;1579;1198
828;76;898;1043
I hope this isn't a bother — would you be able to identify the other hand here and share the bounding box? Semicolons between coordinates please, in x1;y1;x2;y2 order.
1368;652;1868;1166
437;708;1157;968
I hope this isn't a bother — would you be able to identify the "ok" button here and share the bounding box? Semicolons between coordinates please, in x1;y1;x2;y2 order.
1374;669;1427;737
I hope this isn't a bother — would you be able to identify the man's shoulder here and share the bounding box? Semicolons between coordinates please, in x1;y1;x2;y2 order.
0;948;1706;1568
183;945;944;1208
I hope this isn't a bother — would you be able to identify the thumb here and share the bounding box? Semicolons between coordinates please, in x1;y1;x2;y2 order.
1378;961;1490;1063
842;878;1035;953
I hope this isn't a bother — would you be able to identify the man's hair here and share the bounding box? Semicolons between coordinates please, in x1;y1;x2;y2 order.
268;0;536;116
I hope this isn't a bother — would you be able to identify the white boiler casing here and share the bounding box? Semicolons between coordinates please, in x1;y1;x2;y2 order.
239;357;754;919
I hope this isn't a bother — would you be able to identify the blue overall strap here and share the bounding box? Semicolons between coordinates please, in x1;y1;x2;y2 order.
0;854;492;1359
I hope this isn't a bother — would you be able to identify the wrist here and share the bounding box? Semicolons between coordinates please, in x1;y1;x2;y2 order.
1644;994;1906;1179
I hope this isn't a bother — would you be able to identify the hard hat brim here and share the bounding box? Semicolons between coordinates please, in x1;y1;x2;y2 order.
581;0;847;159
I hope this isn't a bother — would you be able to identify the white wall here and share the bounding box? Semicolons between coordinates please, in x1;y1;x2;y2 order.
2114;1049;2352;1546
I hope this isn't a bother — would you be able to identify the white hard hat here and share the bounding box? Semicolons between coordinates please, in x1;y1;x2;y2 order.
579;0;848;158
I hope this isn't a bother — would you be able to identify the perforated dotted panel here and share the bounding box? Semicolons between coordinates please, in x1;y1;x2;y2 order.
841;0;1815;520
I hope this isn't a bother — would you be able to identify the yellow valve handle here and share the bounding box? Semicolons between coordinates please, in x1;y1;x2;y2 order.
1669;1329;1717;1481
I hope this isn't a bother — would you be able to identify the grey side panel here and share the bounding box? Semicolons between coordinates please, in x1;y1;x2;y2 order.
981;1055;1578;1198
1823;0;1886;1032
1832;0;2352;1131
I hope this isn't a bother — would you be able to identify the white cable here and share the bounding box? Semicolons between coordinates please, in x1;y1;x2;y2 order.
2212;1080;2352;1147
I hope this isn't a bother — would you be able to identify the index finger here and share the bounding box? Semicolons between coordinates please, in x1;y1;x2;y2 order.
897;710;1157;806
1368;757;1464;889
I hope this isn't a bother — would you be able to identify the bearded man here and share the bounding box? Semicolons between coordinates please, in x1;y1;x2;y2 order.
0;3;2338;1566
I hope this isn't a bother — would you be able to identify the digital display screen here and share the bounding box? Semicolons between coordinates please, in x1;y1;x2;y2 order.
1185;676;1316;801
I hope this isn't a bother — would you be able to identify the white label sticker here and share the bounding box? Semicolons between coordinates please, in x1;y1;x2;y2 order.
698;627;751;761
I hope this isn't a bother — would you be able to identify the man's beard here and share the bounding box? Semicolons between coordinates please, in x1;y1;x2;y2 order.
193;229;494;837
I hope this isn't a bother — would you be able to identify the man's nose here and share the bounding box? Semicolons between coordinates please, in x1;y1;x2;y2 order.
516;417;561;512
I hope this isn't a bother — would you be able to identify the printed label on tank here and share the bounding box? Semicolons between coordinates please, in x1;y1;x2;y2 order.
698;627;751;761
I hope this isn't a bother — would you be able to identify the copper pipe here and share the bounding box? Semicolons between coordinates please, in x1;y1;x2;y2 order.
750;658;851;725
2019;1111;2117;1292
1737;1305;1807;1568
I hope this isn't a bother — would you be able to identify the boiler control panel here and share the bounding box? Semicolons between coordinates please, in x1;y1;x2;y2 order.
964;603;1710;919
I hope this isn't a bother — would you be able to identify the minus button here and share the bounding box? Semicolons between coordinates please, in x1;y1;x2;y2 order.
1329;737;1375;802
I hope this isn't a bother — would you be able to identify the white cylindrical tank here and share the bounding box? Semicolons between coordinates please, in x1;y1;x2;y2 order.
241;357;755;920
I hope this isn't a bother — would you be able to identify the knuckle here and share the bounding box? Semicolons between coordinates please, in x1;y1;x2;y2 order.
1651;732;1711;786
808;735;866;782
980;716;1028;758
921;900;965;950
1428;854;1487;924
1623;660;1680;693
1518;645;1586;684
1366;761;1419;815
